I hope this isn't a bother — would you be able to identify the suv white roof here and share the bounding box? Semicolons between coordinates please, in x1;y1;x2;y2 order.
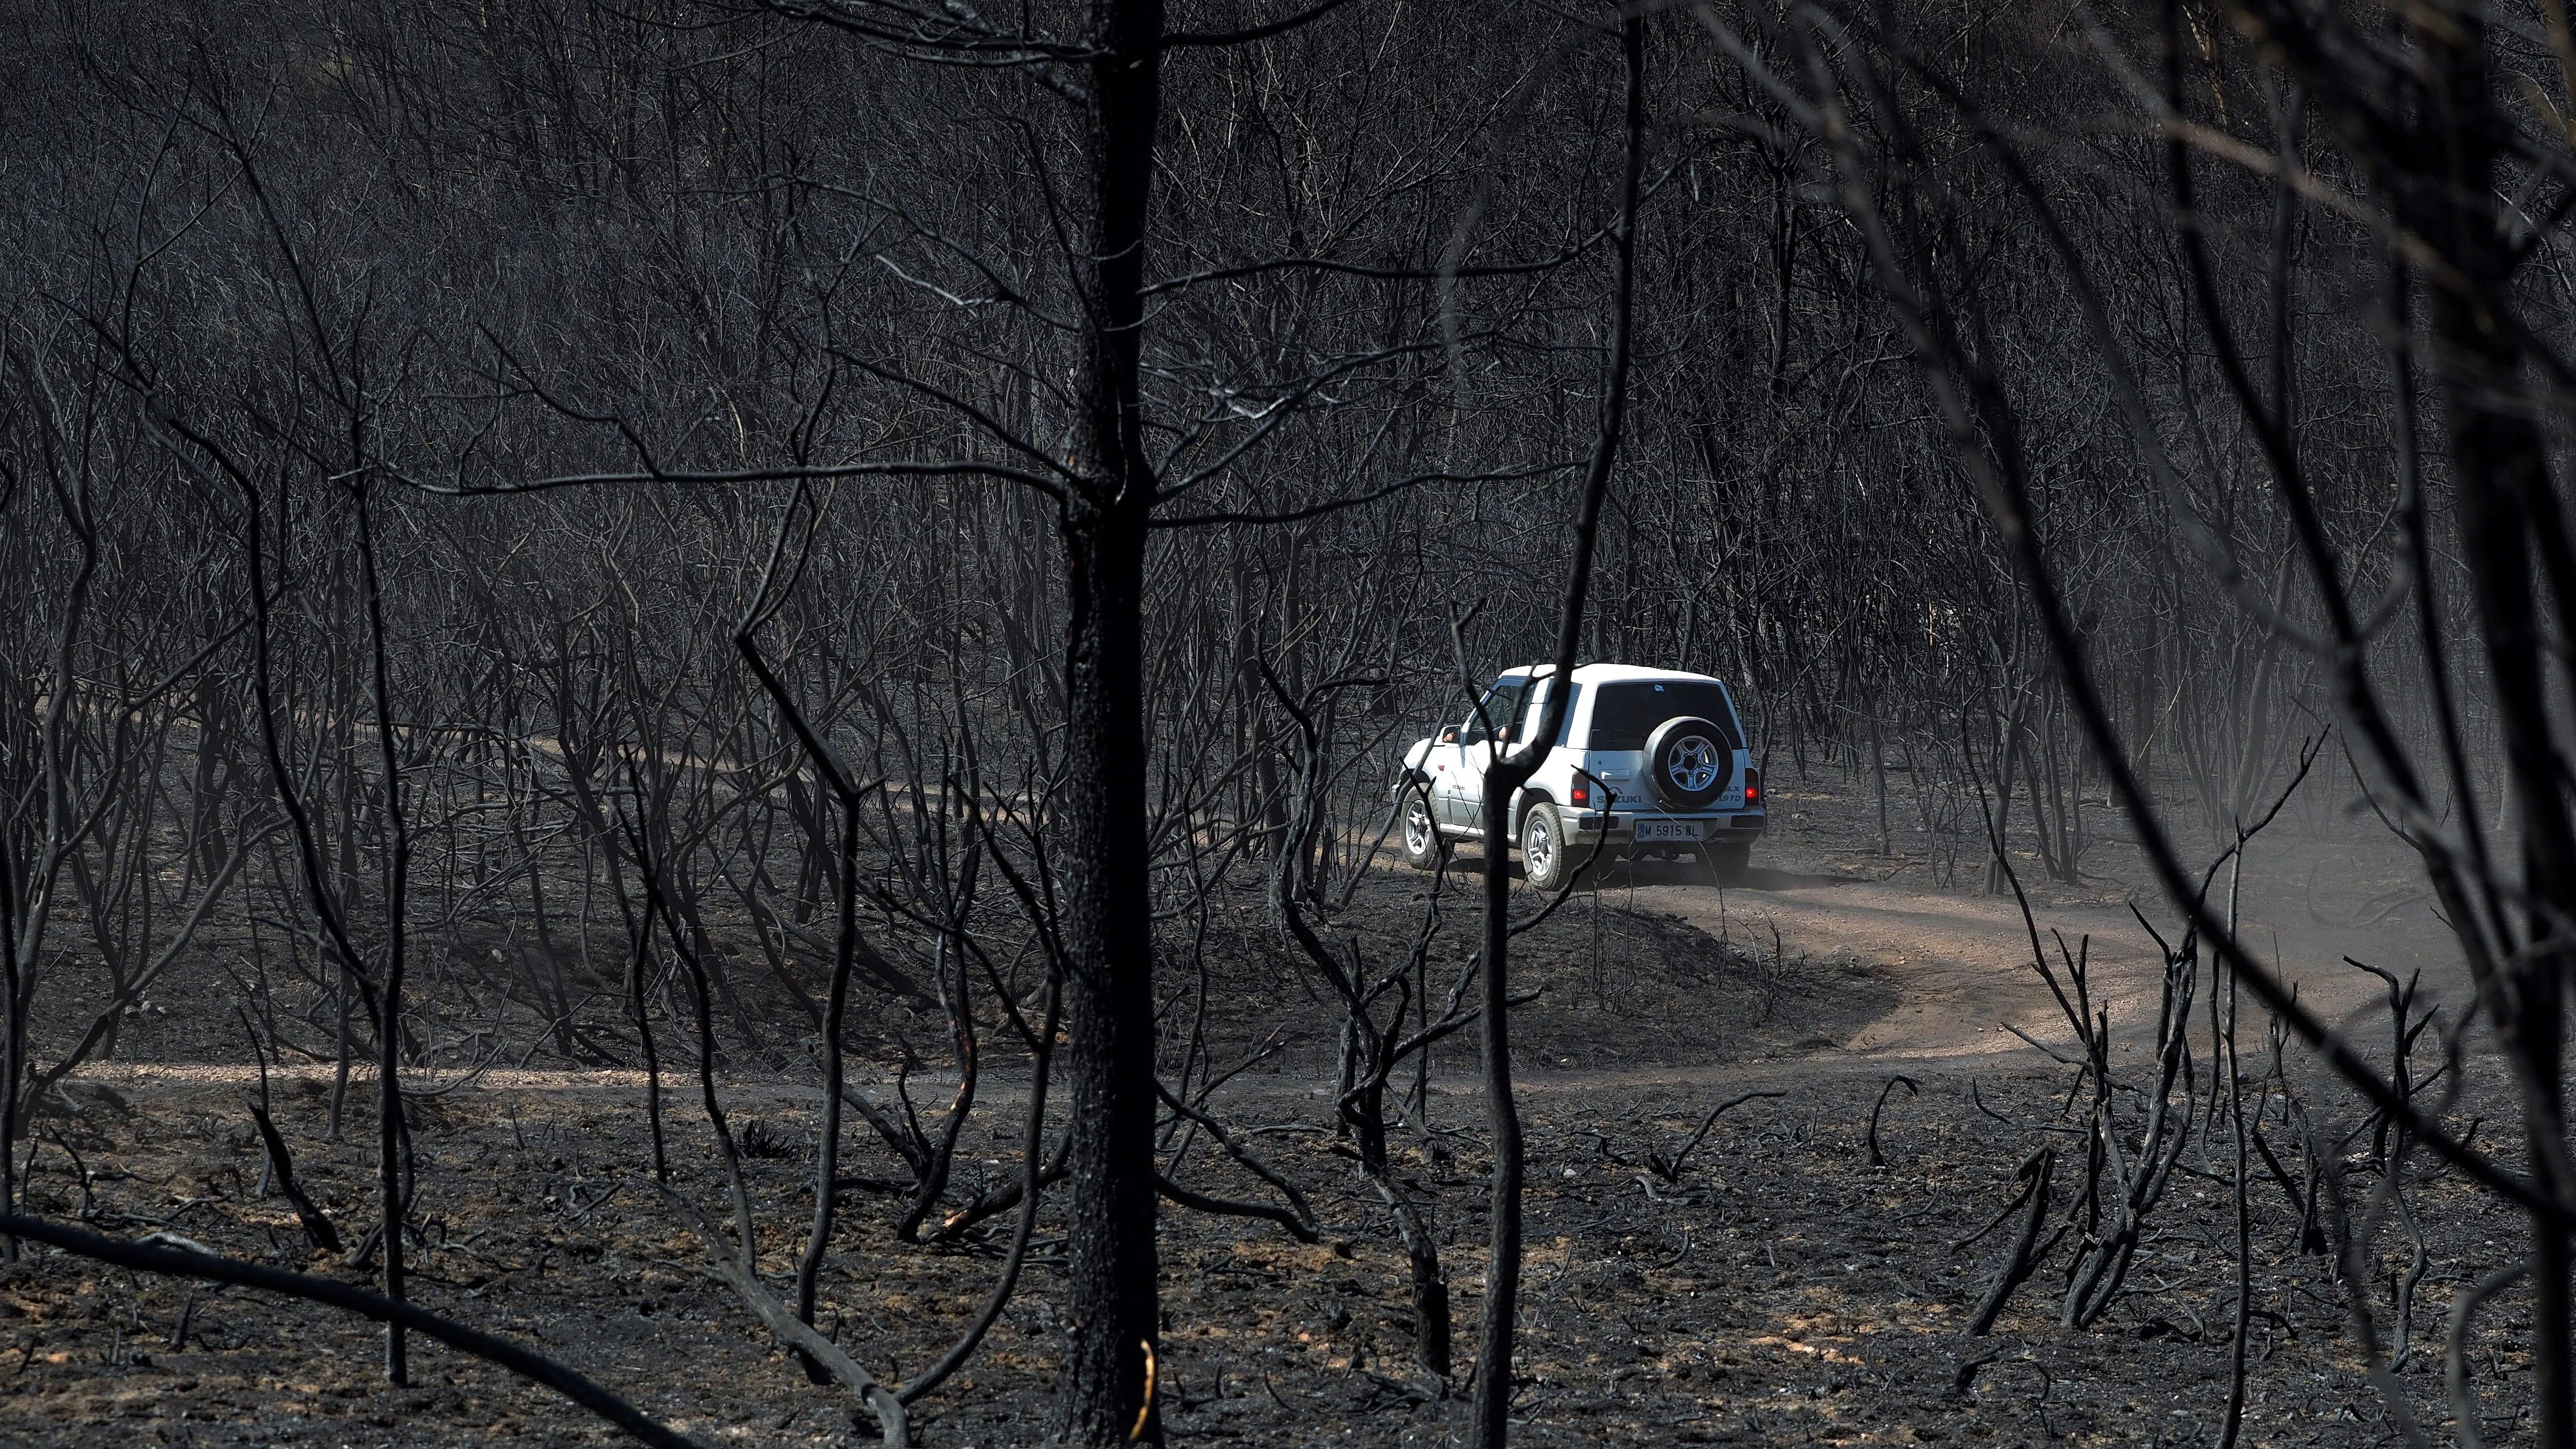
1499;662;1728;686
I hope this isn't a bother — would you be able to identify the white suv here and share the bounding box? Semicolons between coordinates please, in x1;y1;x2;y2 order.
1396;664;1764;888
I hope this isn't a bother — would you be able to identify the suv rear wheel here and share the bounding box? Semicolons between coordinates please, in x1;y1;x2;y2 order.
1521;802;1570;891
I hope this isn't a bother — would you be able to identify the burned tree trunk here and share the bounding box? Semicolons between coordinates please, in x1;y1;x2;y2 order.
2399;15;2576;1442
1052;496;1161;1445
1471;16;1644;1444
1051;0;1166;1439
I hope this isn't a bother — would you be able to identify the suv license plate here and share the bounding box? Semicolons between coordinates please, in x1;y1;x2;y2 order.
1635;820;1702;842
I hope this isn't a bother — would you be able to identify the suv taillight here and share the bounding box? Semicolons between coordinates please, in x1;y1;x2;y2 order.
1744;768;1761;806
1570;781;1590;807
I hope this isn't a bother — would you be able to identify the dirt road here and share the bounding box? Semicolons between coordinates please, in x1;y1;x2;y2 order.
1619;836;2471;1086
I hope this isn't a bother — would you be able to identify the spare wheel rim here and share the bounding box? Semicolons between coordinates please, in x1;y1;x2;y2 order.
1666;735;1722;794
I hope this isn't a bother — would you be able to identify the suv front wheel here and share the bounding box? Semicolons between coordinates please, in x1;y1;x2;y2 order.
1521;802;1571;891
1401;792;1441;870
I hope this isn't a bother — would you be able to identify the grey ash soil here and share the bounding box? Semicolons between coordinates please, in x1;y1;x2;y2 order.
0;770;2528;1446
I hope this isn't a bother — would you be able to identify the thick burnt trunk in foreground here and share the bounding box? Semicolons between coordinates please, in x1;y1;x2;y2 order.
2434;254;2576;1449
2394;13;2576;1447
1052;499;1159;1445
1051;0;1164;1440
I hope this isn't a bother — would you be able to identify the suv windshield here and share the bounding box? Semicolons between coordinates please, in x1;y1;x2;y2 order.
1583;680;1741;751
1461;678;1527;744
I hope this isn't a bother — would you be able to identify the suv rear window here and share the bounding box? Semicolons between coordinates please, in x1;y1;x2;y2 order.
1583;680;1741;751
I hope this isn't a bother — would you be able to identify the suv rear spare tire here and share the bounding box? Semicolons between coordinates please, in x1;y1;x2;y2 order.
1642;715;1732;811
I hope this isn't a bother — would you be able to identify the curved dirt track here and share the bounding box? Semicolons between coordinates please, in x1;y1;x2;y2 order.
1522;838;2474;1096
